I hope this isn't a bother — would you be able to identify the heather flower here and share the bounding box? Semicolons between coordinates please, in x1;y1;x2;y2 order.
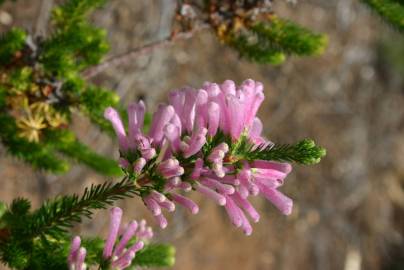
105;79;295;235
68;207;153;270
68;236;87;270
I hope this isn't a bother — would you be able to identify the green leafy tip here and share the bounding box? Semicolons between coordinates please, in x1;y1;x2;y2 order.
248;139;326;165
132;244;176;268
228;17;328;64
362;0;404;32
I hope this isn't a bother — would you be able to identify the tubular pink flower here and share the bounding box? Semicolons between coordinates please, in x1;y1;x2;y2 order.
119;158;130;169
200;177;235;195
252;160;292;174
111;251;135;269
223;195;243;228
159;199;176;212
164;123;181;152
68;236;81;266
258;184;293;215
136;219;154;240
170;193;199;214
103;207;123;259
169;90;184;115
113;221;138;258
107;79;296;234
227;95;245;139
248;117;265;144
182;89;197;132
143;195;162;216
221;80;236;96
149;190;167;203
239;210;253;236
154;213;168;229
111;241;144;269
68;237;87;270
158;165;184;178
69;208;152;270
141;147;156;160
183;128;207;158
75;248;87;270
133;157;146;174
237;184;250;199
190;158;204;179
149;105;175;144
231;192;260;223
104;107;128;151
127;101;145;141
195;183;226;206
207;101;220;136
177;181;192;192
220;175;240;185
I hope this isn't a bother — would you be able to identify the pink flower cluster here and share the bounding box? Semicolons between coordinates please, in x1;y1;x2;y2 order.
68;207;153;270
105;79;293;235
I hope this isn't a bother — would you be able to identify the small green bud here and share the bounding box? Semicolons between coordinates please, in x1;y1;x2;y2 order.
269;52;286;65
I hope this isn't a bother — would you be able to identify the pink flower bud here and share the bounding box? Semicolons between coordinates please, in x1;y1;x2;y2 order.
103;207;123;259
196;184;226;206
170;193;199;214
143;196;162;216
104;107;128;151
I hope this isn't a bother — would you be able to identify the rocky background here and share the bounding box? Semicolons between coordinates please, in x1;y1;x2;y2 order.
0;0;404;269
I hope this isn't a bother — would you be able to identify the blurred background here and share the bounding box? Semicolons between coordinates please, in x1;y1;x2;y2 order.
1;0;404;269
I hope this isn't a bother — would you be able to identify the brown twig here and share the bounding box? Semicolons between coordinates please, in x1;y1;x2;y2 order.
34;0;54;37
82;24;210;79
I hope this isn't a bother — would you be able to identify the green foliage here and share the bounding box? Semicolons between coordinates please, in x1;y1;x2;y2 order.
228;17;328;64
0;181;176;270
52;0;107;28
0;0;121;176
41;22;109;77
0;111;121;175
132;244;176;268
0;114;71;173
25;177;136;237
247;139;326;165
47;130;122;176
79;84;120;134
0;28;26;64
362;0;404;32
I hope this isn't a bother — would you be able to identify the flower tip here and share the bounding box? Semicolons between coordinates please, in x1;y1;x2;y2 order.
242;78;255;88
111;207;123;217
137;241;145;250
191;205;199;215
244;227;253;236
252;214;260;223
166;105;175;115
104;107;117;119
160;220;168;229
128;102;137;110
218;197;226;206
282;201;293;216
72;235;81;246
78;247;86;256
284;163;292;174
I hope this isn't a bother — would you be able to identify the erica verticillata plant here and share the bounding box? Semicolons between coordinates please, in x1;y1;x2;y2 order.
68;207;153;270
105;79;326;235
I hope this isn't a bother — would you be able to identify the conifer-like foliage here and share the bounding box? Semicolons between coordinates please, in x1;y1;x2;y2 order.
0;0;122;176
0;180;175;270
174;0;328;64
362;0;404;32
